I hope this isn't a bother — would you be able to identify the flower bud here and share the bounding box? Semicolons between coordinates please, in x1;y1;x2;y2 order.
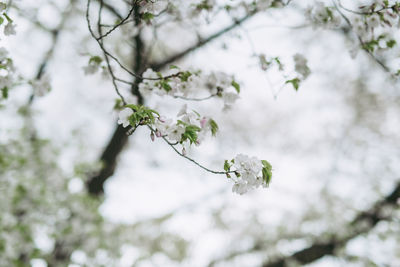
150;132;155;141
158;116;166;123
200;117;208;128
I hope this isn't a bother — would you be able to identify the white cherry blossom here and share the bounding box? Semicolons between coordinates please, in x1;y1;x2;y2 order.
32;75;51;97
117;108;133;128
4;22;16;36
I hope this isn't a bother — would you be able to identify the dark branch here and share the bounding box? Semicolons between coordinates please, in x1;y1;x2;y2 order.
86;9;260;196
87;2;145;196
262;181;400;267
149;12;257;71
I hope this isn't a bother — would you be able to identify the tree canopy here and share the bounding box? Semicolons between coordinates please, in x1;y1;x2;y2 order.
1;0;400;266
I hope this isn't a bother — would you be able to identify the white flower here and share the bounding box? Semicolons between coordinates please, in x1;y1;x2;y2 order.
293;53;310;79
155;118;172;136
142;0;168;14
230;154;267;195
32;75;51;97
0;47;8;61
367;13;380;28
222;92;239;108
117;108;133;128
4;22;16;36
234;154;262;175
167;124;185;142
232;182;250;195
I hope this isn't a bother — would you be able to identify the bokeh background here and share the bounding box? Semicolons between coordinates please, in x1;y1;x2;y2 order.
1;0;400;266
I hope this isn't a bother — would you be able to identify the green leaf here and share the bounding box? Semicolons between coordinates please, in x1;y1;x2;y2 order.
179;71;192;82
192;109;201;117
182;125;201;144
0;16;4;26
3;13;12;23
89;56;102;64
113;98;123;110
386;39;396;48
186;124;201;132
285;78;300;91
142;12;154;22
1;87;8;99
224;160;230;172
160;80;172;92
125;104;139;111
231;80;240;93
261;160;272;169
169;65;179;69
262;167;272;186
261;160;272;186
209;119;218;136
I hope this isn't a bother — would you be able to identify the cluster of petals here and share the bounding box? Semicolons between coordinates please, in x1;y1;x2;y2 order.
231;154;266;195
0;47;15;93
32;75;52;97
140;0;168;14
139;68;240;109
293;53;310;79
305;2;341;29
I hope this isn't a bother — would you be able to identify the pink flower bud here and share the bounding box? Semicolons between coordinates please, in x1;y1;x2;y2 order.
158;116;166;123
200;117;208;128
182;147;186;156
150;132;155;141
155;129;162;137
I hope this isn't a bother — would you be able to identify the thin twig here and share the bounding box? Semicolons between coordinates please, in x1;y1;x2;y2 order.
96;1;136;40
146;125;232;175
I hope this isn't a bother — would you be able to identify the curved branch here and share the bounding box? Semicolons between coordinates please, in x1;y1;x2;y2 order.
86;9;260;195
261;180;400;267
149;11;257;71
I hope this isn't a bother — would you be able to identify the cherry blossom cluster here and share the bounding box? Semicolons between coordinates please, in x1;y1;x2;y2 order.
0;47;14;100
224;154;272;195
0;3;16;100
351;2;399;51
117;103;273;195
118;103;218;149
305;2;341;29
138;68;240;108
0;3;16;36
258;53;311;91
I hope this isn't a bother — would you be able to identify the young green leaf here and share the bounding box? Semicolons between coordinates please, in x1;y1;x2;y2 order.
224;160;230;172
209;119;218;136
231;80;240;93
285;78;300;91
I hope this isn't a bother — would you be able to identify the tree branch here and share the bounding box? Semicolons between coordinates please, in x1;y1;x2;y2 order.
261;181;400;267
86;9;260;196
87;2;145;195
149;11;257;71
